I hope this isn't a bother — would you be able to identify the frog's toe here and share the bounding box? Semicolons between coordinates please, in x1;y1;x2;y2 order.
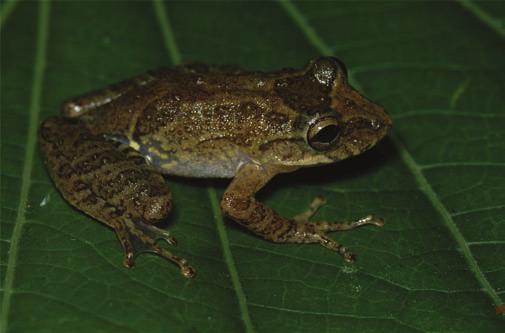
293;195;327;223
152;245;196;278
114;219;194;278
317;234;356;262
343;252;356;263
307;215;384;262
131;219;178;246
363;215;385;227
311;215;385;233
123;251;136;268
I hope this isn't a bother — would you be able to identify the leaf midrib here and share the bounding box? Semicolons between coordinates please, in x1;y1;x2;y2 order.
152;1;255;332
277;0;504;310
0;1;50;331
0;0;19;29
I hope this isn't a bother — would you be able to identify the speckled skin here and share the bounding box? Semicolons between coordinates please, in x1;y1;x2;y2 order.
39;57;392;277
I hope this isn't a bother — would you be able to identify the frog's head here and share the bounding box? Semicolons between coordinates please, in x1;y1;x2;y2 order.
274;56;392;165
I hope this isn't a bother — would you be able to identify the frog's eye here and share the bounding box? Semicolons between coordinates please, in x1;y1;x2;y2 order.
307;117;341;151
310;57;348;84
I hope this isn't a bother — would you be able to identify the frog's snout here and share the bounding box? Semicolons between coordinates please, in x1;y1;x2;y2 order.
370;106;392;137
340;85;392;138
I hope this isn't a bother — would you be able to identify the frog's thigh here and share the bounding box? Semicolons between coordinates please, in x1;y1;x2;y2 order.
39;117;194;277
62;71;157;117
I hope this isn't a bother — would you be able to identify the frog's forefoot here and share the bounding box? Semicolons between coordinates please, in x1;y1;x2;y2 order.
290;197;384;261
222;163;385;264
294;213;385;262
117;219;195;278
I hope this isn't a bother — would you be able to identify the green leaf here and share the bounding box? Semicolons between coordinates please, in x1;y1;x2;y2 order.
1;1;504;332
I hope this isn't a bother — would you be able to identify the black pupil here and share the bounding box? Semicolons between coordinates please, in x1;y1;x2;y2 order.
313;124;339;144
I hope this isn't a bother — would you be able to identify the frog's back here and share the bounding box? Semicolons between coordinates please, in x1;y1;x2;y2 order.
81;66;301;178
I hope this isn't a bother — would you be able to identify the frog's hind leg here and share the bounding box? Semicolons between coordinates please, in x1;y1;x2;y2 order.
62;72;157;117
39;116;195;277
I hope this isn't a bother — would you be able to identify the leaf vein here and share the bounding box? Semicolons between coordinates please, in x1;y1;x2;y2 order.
452;204;505;217
0;2;50;331
394;109;505;120
421;162;505;170
248;301;425;333
14;290;137;332
207;187;256;333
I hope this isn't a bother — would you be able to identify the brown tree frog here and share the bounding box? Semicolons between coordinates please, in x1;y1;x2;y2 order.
39;57;392;278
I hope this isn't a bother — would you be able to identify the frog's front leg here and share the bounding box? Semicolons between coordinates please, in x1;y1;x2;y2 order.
221;163;384;262
39;117;195;277
62;71;157;117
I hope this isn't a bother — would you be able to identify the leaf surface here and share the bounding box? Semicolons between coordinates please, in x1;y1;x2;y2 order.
1;1;504;332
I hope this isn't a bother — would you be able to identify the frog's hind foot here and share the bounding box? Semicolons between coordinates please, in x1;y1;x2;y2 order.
116;220;195;278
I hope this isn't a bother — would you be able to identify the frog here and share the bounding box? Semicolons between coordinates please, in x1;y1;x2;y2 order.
39;57;392;278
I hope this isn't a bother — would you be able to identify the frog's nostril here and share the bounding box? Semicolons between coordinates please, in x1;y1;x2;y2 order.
370;118;392;131
369;105;392;133
370;119;382;130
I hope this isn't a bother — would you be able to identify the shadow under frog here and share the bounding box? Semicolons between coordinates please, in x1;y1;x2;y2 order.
39;57;392;278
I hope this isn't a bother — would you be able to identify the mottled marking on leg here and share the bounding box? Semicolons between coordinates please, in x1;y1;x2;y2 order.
78;146;123;167
272;219;296;242
249;212;274;235
268;217;291;239
246;201;271;230
221;193;253;222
